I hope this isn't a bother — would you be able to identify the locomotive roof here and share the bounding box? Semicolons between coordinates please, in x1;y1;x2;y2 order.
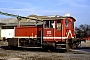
42;16;76;21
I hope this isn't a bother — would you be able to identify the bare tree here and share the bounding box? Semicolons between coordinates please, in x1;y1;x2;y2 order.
75;24;90;38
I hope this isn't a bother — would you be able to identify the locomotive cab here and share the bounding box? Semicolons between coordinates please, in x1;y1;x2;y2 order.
43;19;63;42
42;17;77;51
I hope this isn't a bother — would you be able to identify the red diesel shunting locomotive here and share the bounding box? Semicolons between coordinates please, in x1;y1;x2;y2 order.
7;15;81;52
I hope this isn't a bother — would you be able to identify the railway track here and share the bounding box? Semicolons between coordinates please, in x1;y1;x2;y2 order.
0;46;90;60
0;41;90;60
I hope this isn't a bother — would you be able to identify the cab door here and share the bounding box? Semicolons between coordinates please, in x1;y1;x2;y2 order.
43;20;54;42
55;20;62;41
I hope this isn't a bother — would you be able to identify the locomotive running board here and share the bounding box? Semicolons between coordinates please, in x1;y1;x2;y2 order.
56;48;66;49
56;44;66;45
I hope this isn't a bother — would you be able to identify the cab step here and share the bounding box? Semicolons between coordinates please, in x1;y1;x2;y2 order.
56;44;66;46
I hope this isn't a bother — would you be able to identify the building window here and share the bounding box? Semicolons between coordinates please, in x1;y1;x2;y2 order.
2;26;15;29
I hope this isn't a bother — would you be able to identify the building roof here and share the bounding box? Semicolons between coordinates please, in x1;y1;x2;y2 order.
1;22;42;27
14;15;49;23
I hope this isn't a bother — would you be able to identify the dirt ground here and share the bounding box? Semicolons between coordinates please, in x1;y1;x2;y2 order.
0;41;90;60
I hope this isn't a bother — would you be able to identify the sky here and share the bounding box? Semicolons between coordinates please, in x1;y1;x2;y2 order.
0;0;90;26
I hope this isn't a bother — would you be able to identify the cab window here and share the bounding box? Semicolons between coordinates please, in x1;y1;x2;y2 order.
72;21;74;28
65;19;68;28
57;20;61;30
70;19;74;28
44;20;54;28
